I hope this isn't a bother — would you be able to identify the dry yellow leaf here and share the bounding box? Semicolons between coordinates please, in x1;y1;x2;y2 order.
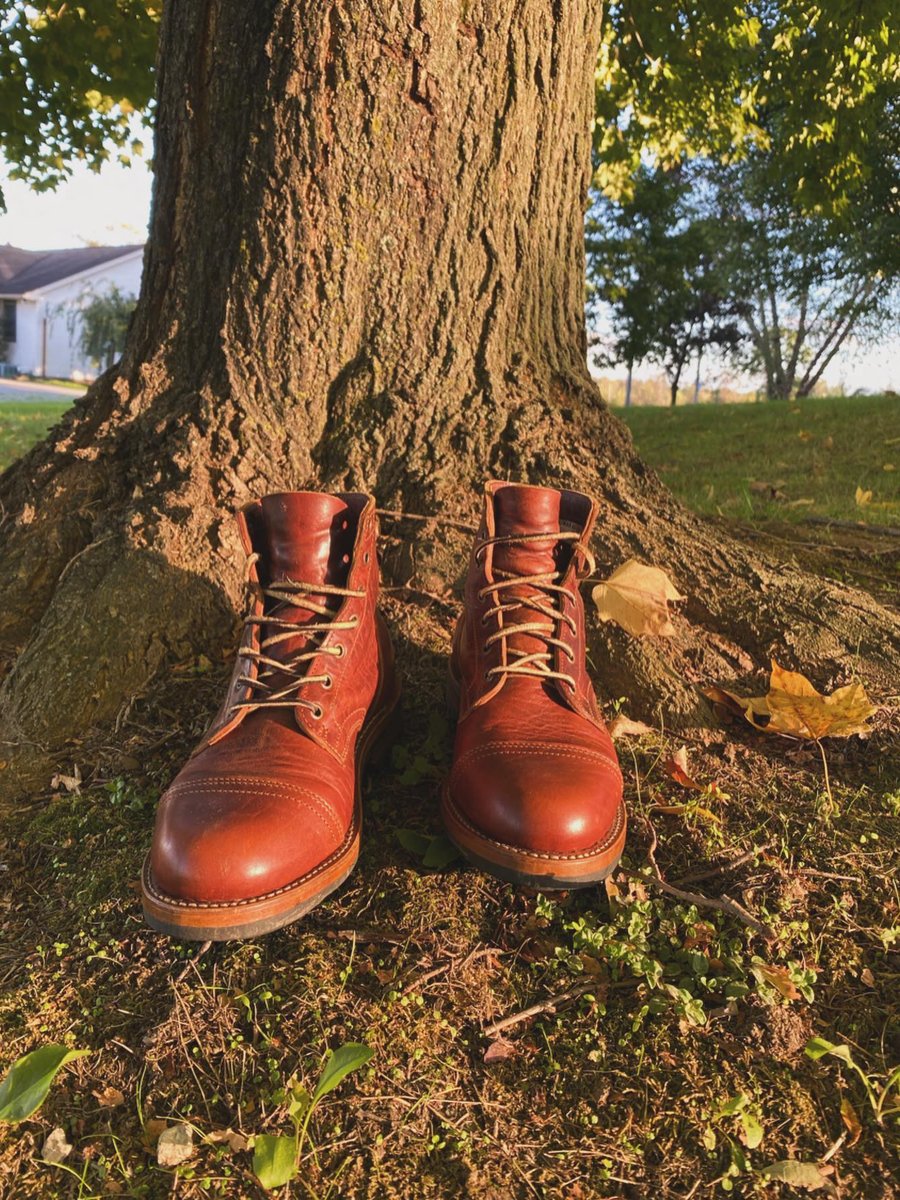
855;486;872;507
705;661;877;741
608;714;654;739
840;1096;862;1146
592;560;684;638
752;961;801;1001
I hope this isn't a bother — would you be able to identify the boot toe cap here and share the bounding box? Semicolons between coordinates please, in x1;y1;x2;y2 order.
449;743;623;856
149;776;347;904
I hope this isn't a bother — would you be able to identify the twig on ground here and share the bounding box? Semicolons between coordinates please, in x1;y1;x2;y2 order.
802;515;900;538
383;583;459;612
172;940;212;985
632;815;773;940
402;946;503;995
482;982;595;1037
673;841;776;886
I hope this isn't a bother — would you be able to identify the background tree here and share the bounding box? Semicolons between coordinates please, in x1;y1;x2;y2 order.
70;285;138;373
0;2;897;803
588;167;746;405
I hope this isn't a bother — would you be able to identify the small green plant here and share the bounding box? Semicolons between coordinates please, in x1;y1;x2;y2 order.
805;1036;900;1124
395;828;460;869
252;1042;373;1193
0;1044;90;1122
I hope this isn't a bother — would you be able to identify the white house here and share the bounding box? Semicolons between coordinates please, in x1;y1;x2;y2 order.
0;243;144;380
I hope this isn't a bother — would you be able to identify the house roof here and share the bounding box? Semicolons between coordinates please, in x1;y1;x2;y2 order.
0;243;144;297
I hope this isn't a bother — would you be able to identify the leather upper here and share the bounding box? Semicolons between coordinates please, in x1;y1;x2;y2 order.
448;481;623;855
149;492;395;904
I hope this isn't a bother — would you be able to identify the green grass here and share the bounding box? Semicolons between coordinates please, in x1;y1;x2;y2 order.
616;393;900;527
0;402;71;472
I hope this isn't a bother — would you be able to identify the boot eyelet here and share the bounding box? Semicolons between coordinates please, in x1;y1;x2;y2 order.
333;644;345;657
322;675;333;689
350;615;360;626
310;705;323;719
363;552;370;563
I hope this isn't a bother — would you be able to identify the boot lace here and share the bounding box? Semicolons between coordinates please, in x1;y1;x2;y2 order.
476;531;594;690
231;552;364;719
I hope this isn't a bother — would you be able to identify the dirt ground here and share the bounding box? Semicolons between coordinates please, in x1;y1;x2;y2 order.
0;516;897;1199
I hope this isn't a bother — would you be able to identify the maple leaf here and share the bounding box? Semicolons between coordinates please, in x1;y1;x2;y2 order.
592;560;684;638
704;661;877;742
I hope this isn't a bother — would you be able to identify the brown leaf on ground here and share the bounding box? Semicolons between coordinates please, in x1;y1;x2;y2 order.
752;961;801;1000
855;486;873;507
206;1128;250;1152
840;1096;862;1146
484;1039;519;1064
705;661;877;741
93;1085;125;1107
608;714;654;739
664;745;704;790
592;560;684;638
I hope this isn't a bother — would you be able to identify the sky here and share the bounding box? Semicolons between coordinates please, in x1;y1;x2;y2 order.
1;153;896;393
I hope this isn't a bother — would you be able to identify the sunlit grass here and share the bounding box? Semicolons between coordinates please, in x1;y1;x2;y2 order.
616;393;900;527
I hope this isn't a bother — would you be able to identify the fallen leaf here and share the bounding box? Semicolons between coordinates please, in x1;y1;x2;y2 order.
484;1039;518;1064
855;486;872;507
821;435;833;450
758;1160;837;1195
664;746;704;790
93;1086;125;1108
608;714;654;739
50;766;82;795
705;662;877;741
860;967;875;987
797;430;812;442
785;498;815;508
40;1127;72;1165
751;961;801;1001
157;1124;195;1168
883;463;895;472
206;1127;250;1152
840;1095;862;1146
749;479;787;499
592;561;684;638
144;1118;168;1142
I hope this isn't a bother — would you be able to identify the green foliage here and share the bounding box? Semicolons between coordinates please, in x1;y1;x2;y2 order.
540;877;814;1028
395;829;461;869
72;284;137;371
587;165;746;403
0;2;159;208
252;1043;373;1192
252;1134;298;1191
0;1044;89;1123
596;1;900;212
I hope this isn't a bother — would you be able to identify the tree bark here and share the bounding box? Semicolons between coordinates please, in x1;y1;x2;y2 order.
1;0;898;803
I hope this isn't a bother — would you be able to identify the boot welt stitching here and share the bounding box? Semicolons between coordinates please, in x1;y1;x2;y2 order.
163;782;345;843
443;787;626;862
452;742;621;773
143;814;359;910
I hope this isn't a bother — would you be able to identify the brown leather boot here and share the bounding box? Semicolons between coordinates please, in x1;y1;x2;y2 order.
142;492;399;939
441;481;625;888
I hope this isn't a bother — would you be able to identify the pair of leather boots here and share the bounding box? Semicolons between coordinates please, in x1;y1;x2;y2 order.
142;482;626;940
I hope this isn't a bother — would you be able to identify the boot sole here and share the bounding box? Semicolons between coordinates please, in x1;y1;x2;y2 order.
441;665;626;889
140;687;400;941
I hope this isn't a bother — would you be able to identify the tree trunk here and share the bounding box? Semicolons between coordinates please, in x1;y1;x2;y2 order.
1;0;898;803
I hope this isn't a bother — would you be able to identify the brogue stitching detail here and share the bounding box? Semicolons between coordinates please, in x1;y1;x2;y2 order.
452;741;621;774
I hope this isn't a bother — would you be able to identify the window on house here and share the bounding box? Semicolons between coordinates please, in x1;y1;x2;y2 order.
1;300;15;344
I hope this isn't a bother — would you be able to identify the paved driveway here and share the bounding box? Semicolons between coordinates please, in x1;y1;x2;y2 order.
0;379;86;403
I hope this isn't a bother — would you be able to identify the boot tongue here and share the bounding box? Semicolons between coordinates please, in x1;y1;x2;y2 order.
251;494;355;714
492;485;562;577
260;492;352;586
